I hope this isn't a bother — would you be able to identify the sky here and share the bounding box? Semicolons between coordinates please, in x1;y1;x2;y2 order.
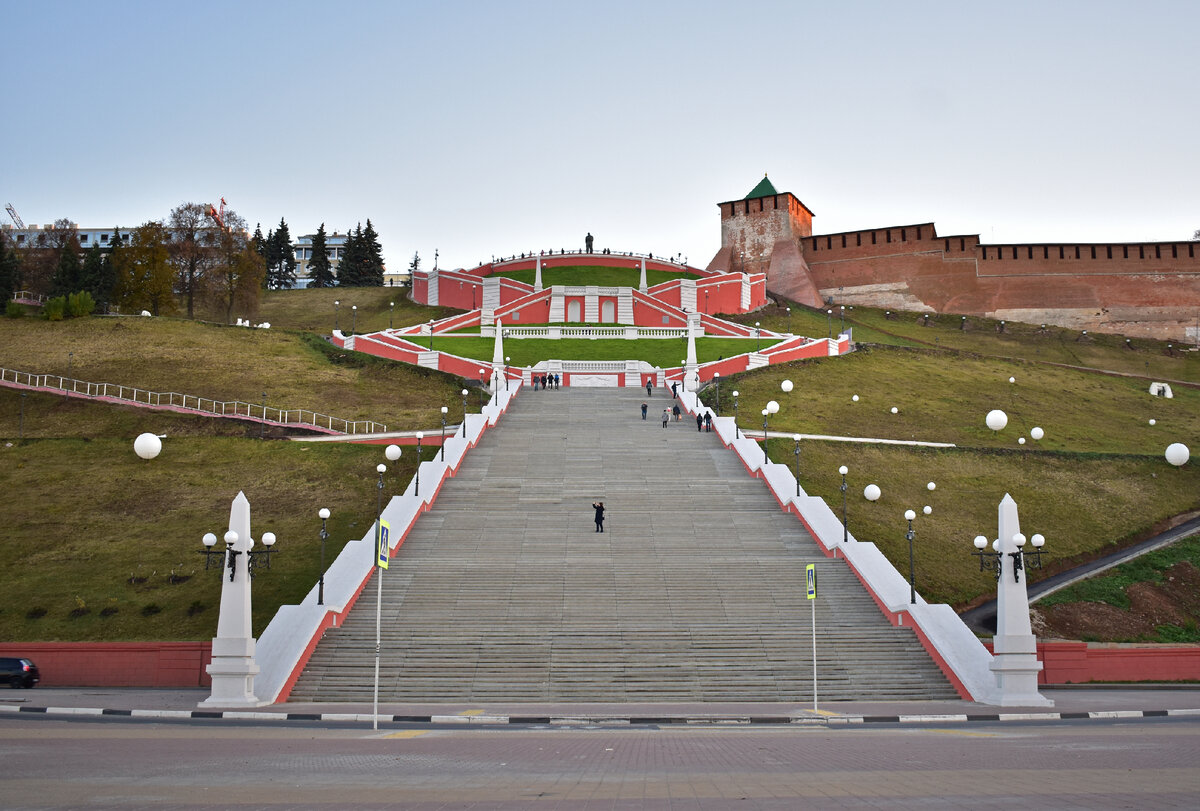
3;0;1197;273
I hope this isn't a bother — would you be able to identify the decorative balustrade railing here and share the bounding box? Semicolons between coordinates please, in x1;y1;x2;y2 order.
0;367;387;435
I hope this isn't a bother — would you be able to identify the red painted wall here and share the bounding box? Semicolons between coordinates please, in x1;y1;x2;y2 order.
0;642;212;688
983;641;1200;684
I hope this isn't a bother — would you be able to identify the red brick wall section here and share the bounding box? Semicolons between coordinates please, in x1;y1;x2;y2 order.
0;642;212;688
983;641;1200;684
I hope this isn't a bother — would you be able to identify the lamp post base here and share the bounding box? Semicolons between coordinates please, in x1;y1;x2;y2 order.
198;636;266;708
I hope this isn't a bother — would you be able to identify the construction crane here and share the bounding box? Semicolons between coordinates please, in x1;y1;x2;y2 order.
5;203;25;229
206;197;227;230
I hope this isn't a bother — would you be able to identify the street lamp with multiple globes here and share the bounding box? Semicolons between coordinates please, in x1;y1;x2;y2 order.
838;465;849;542
792;434;802;496
317;507;331;605
440;406;448;460
200;528;277;581
973;532;1046;582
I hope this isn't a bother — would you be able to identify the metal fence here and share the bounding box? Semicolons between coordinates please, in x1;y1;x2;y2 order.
0;367;387;435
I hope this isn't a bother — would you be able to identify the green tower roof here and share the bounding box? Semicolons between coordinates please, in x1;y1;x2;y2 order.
745;174;778;200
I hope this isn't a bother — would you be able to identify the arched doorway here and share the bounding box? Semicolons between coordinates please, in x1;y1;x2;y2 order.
567;300;581;322
601;300;615;323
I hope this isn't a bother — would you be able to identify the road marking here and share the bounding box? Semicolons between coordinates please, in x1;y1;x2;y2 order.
384;730;428;739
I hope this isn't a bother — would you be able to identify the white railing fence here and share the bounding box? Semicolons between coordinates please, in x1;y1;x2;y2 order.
0;367;386;435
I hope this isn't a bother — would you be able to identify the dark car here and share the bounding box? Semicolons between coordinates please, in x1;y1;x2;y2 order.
0;657;39;688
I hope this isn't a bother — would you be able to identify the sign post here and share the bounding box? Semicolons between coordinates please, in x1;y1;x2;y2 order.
373;518;390;730
806;563;818;712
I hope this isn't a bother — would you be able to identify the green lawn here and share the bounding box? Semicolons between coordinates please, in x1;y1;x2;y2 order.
404;336;774;367
0;316;467;430
492;265;700;288
0;435;432;641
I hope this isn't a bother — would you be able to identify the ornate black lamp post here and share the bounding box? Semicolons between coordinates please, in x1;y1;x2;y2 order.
317;507;330;605
838;465;848;543
792;434;801;496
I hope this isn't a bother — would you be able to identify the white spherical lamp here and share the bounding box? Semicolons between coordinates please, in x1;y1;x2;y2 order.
890;406;898;414
1165;443;1190;467
1149;419;1156;426
852;394;859;402
1031;426;1044;440
385;444;402;462
985;409;1008;431
133;433;162;460
863;484;881;502
904;509;916;521
922;505;932;515
1018;437;1026;445
781;380;794;393
1008;376;1016;384
973;535;988;550
926;481;936;491
767;400;780;415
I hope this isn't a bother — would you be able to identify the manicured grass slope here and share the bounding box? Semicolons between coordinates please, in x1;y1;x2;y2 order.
0;317;467;430
492;265;699;288
0;436;430;641
405;335;772;367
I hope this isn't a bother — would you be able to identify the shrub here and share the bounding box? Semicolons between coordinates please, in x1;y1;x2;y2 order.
186;601;207;616
5;300;24;318
140;603;162;616
25;606;47;620
99;606;119;617
67;290;95;318
43;296;66;321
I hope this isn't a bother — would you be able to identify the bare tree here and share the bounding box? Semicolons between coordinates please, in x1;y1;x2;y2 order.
168;202;217;319
207;210;264;324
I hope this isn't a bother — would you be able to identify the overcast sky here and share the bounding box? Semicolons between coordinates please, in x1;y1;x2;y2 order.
3;0;1196;272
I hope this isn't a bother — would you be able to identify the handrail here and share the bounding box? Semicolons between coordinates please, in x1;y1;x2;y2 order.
0;367;387;435
11;290;47;304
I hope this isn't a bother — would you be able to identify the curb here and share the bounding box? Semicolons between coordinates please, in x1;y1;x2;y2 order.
3;704;1198;727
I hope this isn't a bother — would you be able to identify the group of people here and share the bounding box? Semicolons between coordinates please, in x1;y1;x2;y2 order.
532;373;560;390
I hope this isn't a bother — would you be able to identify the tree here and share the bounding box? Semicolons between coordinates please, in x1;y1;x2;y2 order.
208;210;265;324
49;236;81;298
336;224;364;286
115;222;176;316
307;223;335;288
0;231;20;303
168;202;217;319
265;217;296;289
408;251;420;275
79;242;105;303
361;219;385;286
101;226;123;310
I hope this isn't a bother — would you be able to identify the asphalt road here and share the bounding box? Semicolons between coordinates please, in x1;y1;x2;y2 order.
2;714;1198;809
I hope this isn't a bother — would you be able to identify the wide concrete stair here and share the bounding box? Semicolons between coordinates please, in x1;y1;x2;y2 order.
290;387;956;702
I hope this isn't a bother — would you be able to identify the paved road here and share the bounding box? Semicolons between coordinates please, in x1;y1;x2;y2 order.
2;713;1198;809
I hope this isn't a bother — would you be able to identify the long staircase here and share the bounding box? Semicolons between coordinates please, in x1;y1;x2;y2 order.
290;388;955;702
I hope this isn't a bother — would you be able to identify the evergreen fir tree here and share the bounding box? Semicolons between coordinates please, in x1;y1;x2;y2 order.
267;217;296;289
337;224;364;286
308;223;335;288
80;243;104;300
0;231;20;303
361;219;385;285
100;226;122;310
50;240;81;297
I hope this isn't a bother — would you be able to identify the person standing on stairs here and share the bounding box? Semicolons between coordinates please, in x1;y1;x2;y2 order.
662;408;670;428
593;501;605;532
696;412;704;432
647;378;653;397
641;402;648;420
704;411;713;432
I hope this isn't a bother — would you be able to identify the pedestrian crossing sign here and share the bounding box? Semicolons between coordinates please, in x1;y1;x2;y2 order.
376;520;391;569
806;564;817;599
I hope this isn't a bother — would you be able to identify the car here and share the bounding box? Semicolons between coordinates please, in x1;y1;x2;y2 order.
0;657;39;688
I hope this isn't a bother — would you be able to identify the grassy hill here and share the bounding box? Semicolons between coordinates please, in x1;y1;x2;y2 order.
1;286;1197;640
